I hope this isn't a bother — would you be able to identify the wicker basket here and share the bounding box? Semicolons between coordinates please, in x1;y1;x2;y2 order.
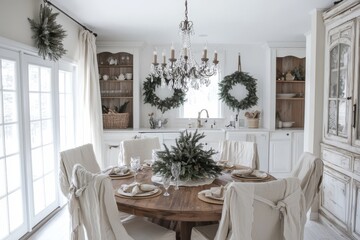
247;118;259;128
103;113;129;129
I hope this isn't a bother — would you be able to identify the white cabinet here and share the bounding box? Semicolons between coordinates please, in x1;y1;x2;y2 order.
187;130;225;152
103;130;140;167
320;3;360;238
226;131;269;171
269;131;292;177
320;166;351;231
292;132;304;168
140;131;181;150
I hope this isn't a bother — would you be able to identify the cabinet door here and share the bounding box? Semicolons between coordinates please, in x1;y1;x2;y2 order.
352;180;360;239
269;132;292;177
324;20;355;144
321;167;350;228
353;17;360;147
292;132;304;168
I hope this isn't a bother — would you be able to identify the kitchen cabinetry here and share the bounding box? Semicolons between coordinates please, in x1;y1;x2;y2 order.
226;131;269;172
276;55;306;129
98;52;134;128
319;2;360;238
268;131;304;178
321;166;351;230
96;42;141;129
103;130;141;167
269;131;292;177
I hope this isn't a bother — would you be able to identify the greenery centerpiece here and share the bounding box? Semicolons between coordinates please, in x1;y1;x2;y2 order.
152;130;222;181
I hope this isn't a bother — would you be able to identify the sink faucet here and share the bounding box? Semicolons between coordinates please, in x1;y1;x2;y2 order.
197;109;209;128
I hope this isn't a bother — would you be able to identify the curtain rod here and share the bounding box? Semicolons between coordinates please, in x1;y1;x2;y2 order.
44;0;97;37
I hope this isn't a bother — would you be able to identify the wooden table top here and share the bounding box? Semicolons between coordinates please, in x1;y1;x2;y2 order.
113;167;275;222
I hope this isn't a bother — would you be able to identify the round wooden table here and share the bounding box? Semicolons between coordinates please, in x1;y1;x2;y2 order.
112;167;275;240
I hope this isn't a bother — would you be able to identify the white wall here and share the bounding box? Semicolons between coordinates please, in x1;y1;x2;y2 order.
0;0;81;60
138;43;267;128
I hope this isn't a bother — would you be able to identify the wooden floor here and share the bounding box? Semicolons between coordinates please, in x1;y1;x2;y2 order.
23;206;351;240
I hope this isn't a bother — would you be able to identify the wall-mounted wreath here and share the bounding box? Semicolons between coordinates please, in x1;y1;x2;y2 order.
143;75;186;114
28;4;67;61
219;71;258;111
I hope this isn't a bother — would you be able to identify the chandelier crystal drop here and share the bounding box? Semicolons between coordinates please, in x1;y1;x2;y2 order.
150;0;219;91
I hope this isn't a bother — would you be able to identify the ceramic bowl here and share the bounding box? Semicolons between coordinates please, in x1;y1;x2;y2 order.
282;121;295;128
125;73;133;80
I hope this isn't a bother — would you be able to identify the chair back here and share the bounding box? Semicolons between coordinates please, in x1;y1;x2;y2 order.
119;137;160;165
291;152;324;212
218;140;259;169
69;164;132;240
59;144;101;197
215;178;306;240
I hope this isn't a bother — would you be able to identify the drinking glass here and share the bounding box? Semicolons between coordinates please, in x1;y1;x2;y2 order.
151;149;161;165
162;176;171;196
130;156;141;183
171;162;181;190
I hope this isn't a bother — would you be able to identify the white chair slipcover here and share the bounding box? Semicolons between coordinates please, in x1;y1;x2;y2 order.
218;140;259;169
59;143;101;197
119;137;160;166
291;152;324;212
70;164;176;240
191;178;306;240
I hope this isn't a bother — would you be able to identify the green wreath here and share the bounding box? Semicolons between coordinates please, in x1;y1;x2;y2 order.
143;75;186;114
219;71;258;111
28;4;67;61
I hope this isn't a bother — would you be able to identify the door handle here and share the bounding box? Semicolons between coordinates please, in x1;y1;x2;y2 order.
353;104;357;128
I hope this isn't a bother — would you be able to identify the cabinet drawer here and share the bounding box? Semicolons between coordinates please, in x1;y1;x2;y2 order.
322;148;351;171
321;167;350;225
270;131;291;140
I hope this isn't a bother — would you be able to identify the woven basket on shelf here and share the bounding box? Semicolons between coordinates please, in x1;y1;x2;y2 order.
103;113;129;129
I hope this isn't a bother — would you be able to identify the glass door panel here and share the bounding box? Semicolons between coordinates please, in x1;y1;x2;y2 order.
0;50;27;239
26;62;58;224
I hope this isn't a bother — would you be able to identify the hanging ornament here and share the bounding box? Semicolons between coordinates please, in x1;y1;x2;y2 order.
28;3;67;61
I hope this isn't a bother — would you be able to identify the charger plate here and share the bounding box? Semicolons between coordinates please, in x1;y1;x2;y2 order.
197;190;223;205
116;187;162;199
110;172;134;179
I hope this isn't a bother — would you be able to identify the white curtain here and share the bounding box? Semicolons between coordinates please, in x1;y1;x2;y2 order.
77;29;104;167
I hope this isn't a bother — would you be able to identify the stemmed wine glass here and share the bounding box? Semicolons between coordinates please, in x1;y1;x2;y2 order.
130;156;141;183
171;162;181;190
151;149;161;166
162;176;171;196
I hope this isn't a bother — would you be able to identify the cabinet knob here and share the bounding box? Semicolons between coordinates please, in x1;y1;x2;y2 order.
286;133;289;136
347;96;352;100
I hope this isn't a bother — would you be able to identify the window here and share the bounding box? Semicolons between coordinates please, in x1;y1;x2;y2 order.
181;73;221;118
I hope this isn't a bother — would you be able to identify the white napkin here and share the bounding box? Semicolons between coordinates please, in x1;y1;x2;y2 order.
232;168;253;175
120;183;157;196
205;186;225;200
109;166;130;176
251;170;267;178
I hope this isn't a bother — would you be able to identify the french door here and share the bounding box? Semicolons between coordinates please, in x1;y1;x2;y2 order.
0;48;67;239
23;55;59;226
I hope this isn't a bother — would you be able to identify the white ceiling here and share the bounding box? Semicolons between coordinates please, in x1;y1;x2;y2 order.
51;0;335;44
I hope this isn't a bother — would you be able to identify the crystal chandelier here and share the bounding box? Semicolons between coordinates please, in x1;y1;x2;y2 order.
150;0;219;91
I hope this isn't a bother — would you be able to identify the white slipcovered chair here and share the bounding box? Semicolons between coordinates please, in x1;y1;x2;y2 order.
191;178;306;240
291;152;324;212
119;137;161;166
69;164;176;240
218;140;259;169
59;143;101;197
